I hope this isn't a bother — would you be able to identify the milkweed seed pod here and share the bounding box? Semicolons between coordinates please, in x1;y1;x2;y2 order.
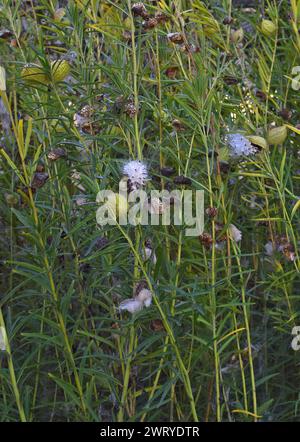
246;135;268;151
21;65;48;85
267;125;287;145
51;60;70;82
231;28;244;43
261;19;277;37
22;60;70;85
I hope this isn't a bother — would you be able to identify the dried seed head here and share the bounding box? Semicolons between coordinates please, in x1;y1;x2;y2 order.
95;236;109;250
160;166;175;177
181;44;200;53
199;233;213;249
167;32;184;44
36;164;45;173
150;319;165;331
122;30;132;42
173;175;191;185
278;108;292;120
135;279;149;295
144;239;152;249
172;119;185;131
31;172;49;189
124;102;137;118
143;17;158;30
47;147;66;161
206;207;218;218
155;12;168;23
219;161;231;174
0;29;13;39
223;75;239;85
165;66;178;78
131;2;148;19
255;89;267;100
74;105;100;134
223;16;234;25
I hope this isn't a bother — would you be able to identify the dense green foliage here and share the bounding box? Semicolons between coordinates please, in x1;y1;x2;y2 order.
0;0;300;422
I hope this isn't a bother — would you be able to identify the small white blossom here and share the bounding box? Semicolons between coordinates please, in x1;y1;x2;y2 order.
119;298;143;314
136;288;152;306
123;160;148;188
227;133;257;157
119;288;152;314
229;224;242;242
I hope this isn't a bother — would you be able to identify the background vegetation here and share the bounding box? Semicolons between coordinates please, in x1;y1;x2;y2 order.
0;0;300;422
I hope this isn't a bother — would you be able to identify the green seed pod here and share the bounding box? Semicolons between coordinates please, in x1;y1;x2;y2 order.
231;28;244;43
21;65;49;85
51;60;70;82
261;19;277;37
267;125;288;145
246;135;268;150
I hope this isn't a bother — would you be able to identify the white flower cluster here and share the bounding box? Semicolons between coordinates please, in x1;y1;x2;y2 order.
123;160;148;189
227;133;257;157
119;288;153;314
